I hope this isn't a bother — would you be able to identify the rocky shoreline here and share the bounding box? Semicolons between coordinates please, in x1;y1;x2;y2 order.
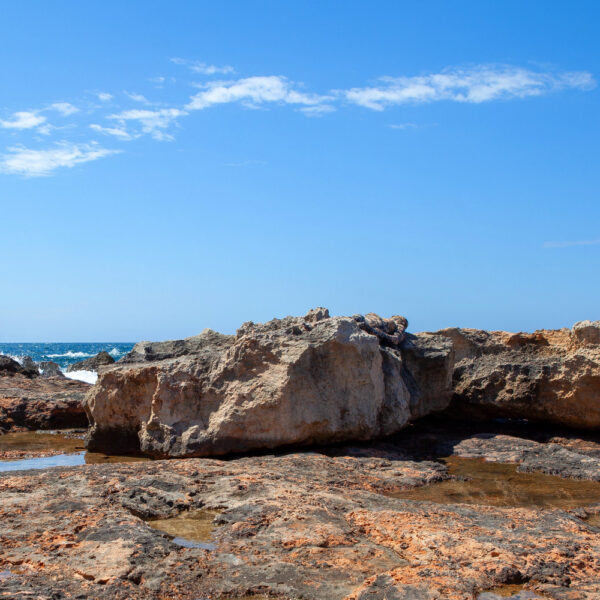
1;420;599;599
0;309;599;599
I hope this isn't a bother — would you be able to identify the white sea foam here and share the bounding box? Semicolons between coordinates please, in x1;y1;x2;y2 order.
47;351;94;358
64;370;98;385
108;347;122;357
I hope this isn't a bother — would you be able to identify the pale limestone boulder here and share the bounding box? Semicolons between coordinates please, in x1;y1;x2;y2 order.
84;309;454;456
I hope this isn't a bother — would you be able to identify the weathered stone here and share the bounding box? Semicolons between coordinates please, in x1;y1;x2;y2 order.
84;310;454;457
0;355;38;378
1;421;599;599
39;361;64;378
20;356;38;373
0;375;89;430
66;351;115;373
437;324;600;429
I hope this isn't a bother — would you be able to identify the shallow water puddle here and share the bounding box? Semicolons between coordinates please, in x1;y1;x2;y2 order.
0;430;85;454
478;585;545;599
390;457;600;508
0;570;15;580
586;513;600;527
0;431;150;472
147;510;220;550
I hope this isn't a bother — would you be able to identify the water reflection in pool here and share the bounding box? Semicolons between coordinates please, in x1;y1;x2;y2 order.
0;431;150;472
390;456;600;509
147;510;220;550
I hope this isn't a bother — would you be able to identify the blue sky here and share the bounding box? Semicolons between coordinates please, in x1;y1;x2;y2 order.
1;1;599;341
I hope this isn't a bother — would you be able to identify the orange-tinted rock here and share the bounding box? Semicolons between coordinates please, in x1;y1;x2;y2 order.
0;374;89;431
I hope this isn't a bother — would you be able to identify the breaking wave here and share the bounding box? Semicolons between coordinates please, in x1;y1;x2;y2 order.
47;351;94;359
63;370;98;385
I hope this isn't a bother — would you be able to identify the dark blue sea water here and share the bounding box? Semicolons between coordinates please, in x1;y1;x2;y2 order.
0;343;134;370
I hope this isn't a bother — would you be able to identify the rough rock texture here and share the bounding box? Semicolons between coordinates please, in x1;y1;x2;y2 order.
66;351;115;373
1;422;599;599
0;375;90;431
20;356;38;373
84;309;454;457
39;361;64;378
437;321;600;429
0;355;38;379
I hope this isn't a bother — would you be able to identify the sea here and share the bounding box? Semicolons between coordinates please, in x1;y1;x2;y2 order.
0;343;134;384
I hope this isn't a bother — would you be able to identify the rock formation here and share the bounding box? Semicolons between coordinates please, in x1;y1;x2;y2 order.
39;361;64;378
0;374;90;430
437;321;600;429
84;309;454;456
0;355;38;378
66;351;115;372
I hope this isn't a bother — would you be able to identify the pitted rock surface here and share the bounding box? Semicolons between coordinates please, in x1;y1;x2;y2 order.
0;374;89;431
66;351;115;373
1;426;599;599
436;323;600;429
84;309;454;457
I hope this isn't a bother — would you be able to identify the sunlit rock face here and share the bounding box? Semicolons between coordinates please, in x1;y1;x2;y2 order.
437;321;600;429
83;308;454;457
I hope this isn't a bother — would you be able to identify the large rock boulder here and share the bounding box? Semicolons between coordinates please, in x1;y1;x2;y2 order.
66;351;115;373
437;321;600;429
39;361;65;378
0;355;38;378
84;309;454;456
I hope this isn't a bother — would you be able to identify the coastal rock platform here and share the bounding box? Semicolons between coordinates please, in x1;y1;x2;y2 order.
1;421;599;600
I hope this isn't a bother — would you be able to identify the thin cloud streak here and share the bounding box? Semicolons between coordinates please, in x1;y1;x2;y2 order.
543;239;600;248
171;58;234;75
107;108;187;141
90;123;138;141
49;102;79;116
0;142;120;176
343;66;595;110
186;76;334;111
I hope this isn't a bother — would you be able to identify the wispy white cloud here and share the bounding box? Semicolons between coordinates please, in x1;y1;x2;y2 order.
543;239;600;248
223;159;267;167
343;66;596;110
191;63;234;75
171;58;234;75
0;142;120;176
96;92;113;102
299;104;337;116
107;108;186;140
49;102;79;116
124;92;151;104
0;111;46;130
186;76;334;111
90;123;138;141
389;122;417;130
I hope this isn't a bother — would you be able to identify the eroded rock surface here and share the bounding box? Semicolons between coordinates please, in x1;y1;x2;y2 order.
1;423;599;599
66;351;115;373
436;322;600;429
0;355;38;378
0;375;89;431
84;309;454;457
